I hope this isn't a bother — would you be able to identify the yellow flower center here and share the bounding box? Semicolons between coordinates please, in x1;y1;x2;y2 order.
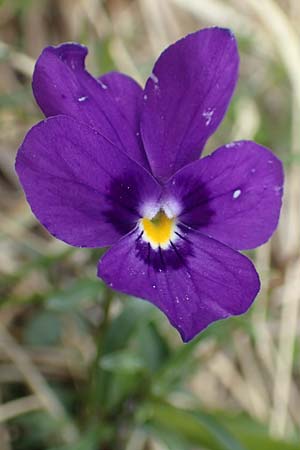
141;210;175;249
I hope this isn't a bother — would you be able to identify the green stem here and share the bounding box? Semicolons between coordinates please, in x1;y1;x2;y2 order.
95;286;114;358
88;285;114;414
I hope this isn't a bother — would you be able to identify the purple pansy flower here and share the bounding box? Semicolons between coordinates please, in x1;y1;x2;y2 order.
16;28;283;342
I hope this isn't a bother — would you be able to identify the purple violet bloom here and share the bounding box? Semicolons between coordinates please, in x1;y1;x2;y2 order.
16;28;284;342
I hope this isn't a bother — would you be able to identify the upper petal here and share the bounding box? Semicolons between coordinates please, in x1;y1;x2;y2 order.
32;43;149;169
16;115;161;248
165;141;284;250
141;27;239;181
98;226;260;342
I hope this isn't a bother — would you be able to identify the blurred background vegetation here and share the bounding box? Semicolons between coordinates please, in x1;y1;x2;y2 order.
0;0;300;449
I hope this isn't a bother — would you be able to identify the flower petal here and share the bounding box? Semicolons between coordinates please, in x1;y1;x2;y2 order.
141;27;239;180
32;43;149;168
165;141;284;250
16;115;161;248
98;226;260;342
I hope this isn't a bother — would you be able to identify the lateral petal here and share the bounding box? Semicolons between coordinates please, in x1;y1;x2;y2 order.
16;116;161;248
165;141;284;250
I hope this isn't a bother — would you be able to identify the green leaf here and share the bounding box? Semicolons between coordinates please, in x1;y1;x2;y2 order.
152;334;201;394
100;351;145;373
88;298;153;414
48;423;113;450
47;278;102;312
10;411;63;449
97;350;148;413
231;432;300;450
152;318;251;395
140;401;247;450
102;370;144;413
215;413;300;450
102;297;153;354
23;311;62;346
137;321;170;372
194;412;249;450
142;402;300;450
144;424;193;450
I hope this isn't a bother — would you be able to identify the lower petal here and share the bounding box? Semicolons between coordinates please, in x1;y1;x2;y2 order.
98;225;260;342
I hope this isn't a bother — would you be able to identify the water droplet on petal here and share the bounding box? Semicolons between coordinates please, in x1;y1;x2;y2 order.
98;80;108;90
225;142;235;148
78;96;88;102
202;108;215;126
233;189;241;199
150;72;159;83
